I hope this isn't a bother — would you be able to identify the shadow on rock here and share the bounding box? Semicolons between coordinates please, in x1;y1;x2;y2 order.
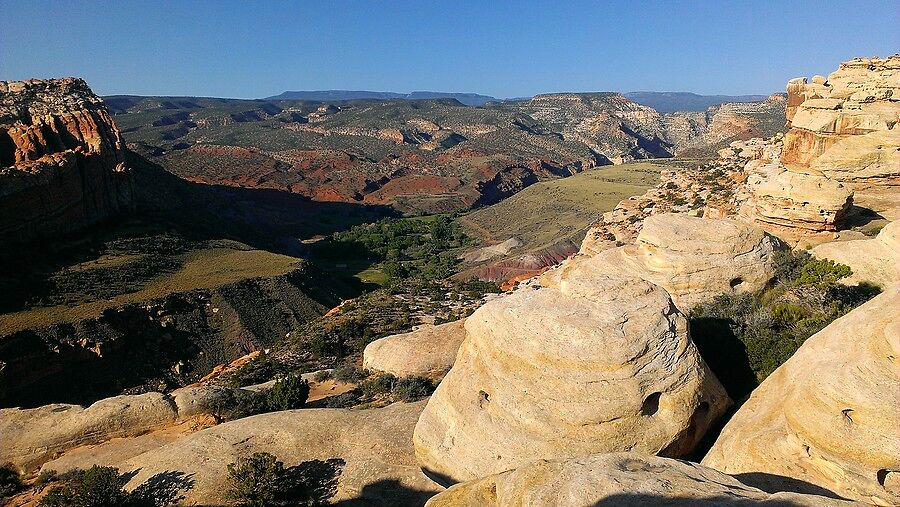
132;470;196;506
332;479;439;507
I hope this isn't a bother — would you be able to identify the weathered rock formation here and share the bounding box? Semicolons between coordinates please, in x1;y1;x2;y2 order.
413;273;730;483
363;320;467;379
0;78;133;242
810;221;900;286
549;214;778;310
113;400;440;505
703;285;900;505
0;385;250;472
426;453;858;506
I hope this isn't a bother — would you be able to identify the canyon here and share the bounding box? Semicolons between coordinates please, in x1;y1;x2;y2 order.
1;54;898;507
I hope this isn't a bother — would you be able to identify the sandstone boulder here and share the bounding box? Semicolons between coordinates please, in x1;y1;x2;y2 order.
550;214;778;310
703;285;900;505
413;274;730;483
426;453;858;506
811;221;900;286
809;129;900;189
744;166;853;231
363;320;467;379
116;400;441;505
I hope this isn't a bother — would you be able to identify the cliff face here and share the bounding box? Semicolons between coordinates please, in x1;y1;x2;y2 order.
782;56;899;188
0;78;133;242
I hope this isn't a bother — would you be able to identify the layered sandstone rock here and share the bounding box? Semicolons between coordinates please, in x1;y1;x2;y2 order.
551;214;778;310
811;220;900;286
426;453;857;506
782;56;899;188
363;320;467;379
0;386;251;471
744;165;853;232
0;78;133;242
703;285;900;505
116;400;441;505
413;273;730;483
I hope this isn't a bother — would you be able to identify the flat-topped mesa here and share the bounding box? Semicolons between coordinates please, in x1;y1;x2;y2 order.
0;78;133;242
782;55;900;188
413;272;730;483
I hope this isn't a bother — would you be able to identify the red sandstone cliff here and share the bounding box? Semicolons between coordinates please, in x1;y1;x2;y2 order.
0;78;133;242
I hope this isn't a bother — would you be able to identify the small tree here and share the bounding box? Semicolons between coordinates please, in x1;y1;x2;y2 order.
0;464;22;500
226;453;284;506
265;375;310;411
40;466;132;507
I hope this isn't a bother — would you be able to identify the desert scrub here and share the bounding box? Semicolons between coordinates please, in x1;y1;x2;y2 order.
0;464;22;500
265;374;310;411
689;249;880;400
227;453;284;506
38;466;146;507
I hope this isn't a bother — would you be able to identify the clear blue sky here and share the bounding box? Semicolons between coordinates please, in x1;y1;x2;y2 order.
1;0;897;98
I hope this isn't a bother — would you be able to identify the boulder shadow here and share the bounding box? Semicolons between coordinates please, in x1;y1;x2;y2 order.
332;478;438;506
131;470;196;506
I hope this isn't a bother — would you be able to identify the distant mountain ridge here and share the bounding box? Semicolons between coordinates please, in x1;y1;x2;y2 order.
624;91;770;112
265;90;498;106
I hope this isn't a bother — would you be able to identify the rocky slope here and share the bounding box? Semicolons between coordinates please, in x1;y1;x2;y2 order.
0;78;134;243
703;285;900;505
426;453;857;506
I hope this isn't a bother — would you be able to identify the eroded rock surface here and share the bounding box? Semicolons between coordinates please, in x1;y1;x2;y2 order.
117;400;441;505
552;214;778;310
363;320;467;379
426;453;858;506
413;274;730;483
0;78;133;242
703;285;900;506
811;221;900;286
0;386;250;472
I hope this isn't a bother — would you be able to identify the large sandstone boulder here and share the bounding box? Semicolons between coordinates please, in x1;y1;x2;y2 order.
744;165;853;231
811;221;900;286
0;386;250;471
363;320;467;379
426;453;858;506
413;273;730;483
810;129;900;188
703;285;900;506
550;214;778;310
116;400;441;505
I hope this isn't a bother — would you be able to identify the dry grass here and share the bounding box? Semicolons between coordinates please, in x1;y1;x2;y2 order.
458;161;669;255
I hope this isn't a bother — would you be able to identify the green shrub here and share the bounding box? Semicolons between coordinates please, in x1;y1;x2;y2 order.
331;366;369;384
797;258;852;288
312;370;332;382
39;466;134;507
0;464;22;500
226;354;284;388
360;373;397;398
226;453;284;506
392;376;435;401
265;375;310;411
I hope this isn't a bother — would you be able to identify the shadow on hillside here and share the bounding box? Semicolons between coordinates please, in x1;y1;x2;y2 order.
688;317;759;401
0;151;396;314
591;486;844;505
841;204;884;229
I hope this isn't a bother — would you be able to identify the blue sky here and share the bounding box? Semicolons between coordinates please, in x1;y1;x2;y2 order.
1;1;897;98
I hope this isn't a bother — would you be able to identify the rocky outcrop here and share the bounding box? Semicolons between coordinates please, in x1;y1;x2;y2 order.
426;452;857;506
703;285;900;505
113;400;440;505
0;78;133;242
783;56;899;190
744;164;853;232
550;214;778;310
363;320;467;379
0;386;250;472
811;221;900;286
413;273;730;483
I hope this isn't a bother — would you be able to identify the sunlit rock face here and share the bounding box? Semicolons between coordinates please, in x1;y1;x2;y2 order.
0;78;133;242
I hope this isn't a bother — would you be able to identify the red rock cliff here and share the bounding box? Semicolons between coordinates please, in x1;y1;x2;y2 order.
0;78;133;242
